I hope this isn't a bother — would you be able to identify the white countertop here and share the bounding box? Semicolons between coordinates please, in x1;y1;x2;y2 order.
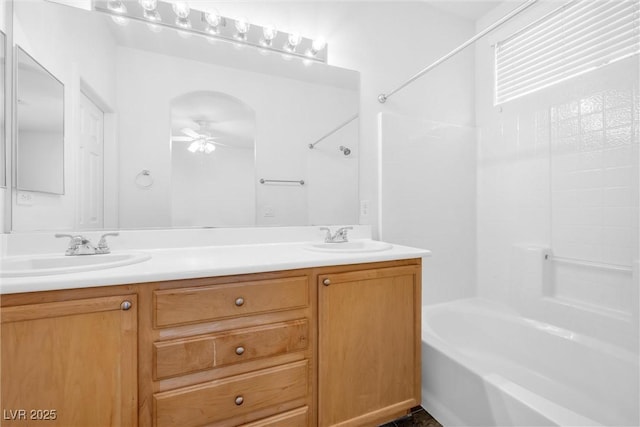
0;239;430;294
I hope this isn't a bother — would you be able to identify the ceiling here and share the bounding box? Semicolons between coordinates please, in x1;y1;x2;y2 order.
425;1;503;21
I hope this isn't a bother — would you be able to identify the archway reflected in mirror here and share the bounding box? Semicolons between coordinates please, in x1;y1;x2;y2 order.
170;91;256;227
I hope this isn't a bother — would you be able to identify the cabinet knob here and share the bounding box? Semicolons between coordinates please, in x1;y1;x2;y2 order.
323;278;331;286
121;300;132;311
235;297;245;307
235;396;244;406
235;346;245;356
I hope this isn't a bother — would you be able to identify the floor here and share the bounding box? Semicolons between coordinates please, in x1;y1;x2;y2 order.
380;406;443;427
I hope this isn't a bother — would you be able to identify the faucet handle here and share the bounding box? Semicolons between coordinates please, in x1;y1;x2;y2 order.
97;232;119;254
55;233;83;245
55;233;76;239
319;227;332;242
336;226;353;233
335;226;353;242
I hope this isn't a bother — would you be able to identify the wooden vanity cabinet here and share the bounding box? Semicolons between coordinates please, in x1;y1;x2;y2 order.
0;258;421;427
316;260;422;427
0;292;138;427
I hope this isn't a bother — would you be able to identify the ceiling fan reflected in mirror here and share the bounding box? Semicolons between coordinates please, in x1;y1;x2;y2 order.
172;121;230;154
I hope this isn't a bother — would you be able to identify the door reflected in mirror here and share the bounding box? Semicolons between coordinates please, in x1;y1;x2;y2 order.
16;46;64;195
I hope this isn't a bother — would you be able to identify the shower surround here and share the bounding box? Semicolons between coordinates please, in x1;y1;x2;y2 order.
382;1;638;425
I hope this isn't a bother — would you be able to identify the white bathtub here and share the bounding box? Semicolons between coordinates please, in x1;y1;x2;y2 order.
421;299;640;427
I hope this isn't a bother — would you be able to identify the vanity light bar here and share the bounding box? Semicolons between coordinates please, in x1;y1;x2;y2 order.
93;0;328;63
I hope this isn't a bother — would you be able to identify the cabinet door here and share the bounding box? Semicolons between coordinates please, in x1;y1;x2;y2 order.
1;294;137;427
318;265;421;427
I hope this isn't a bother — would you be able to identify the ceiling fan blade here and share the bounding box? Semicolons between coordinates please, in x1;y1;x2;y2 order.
172;136;193;142
181;128;201;138
210;140;232;147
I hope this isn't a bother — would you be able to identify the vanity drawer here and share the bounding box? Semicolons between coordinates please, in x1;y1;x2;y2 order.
154;319;309;379
214;318;308;366
154;360;308;427
154;276;309;327
240;406;309;426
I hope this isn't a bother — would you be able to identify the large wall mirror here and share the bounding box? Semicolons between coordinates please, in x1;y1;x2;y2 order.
10;0;359;231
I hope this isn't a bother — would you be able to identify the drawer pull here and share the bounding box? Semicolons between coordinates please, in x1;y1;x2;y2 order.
121;300;132;310
235;346;245;356
234;297;245;307
235;395;244;406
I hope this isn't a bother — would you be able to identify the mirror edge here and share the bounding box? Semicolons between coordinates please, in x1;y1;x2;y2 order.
2;0;13;233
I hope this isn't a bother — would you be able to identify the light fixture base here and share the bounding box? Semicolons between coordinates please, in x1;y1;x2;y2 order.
94;0;328;63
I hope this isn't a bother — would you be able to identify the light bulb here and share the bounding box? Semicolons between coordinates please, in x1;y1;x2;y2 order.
311;38;326;53
285;33;302;52
172;1;190;19
288;33;302;46
187;141;199;153
235;17;250;35
204;8;221;27
139;0;157;11
107;0;127;13
144;9;161;22
262;24;277;46
204;143;216;154
176;18;191;29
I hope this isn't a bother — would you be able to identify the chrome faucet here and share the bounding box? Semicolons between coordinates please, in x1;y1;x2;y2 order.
55;232;119;255
319;226;354;243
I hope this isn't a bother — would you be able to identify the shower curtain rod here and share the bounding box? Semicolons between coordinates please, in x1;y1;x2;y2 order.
308;114;359;149
377;0;538;103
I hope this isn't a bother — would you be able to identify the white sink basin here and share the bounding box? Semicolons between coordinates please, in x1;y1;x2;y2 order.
0;252;151;278
305;240;393;253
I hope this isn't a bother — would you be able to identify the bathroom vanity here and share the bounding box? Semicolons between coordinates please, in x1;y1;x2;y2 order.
0;236;426;427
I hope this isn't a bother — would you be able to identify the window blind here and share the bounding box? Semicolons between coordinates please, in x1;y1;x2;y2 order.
495;0;640;104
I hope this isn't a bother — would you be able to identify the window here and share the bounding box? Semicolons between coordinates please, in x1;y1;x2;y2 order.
495;0;639;104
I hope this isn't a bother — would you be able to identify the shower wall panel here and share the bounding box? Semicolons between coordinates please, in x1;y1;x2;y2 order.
379;112;477;306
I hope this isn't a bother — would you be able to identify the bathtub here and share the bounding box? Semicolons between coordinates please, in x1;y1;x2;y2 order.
421;299;640;427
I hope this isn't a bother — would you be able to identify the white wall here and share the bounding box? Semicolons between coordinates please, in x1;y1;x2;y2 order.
171;139;256;227
335;3;477;306
11;0;117;231
380;113;477;305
